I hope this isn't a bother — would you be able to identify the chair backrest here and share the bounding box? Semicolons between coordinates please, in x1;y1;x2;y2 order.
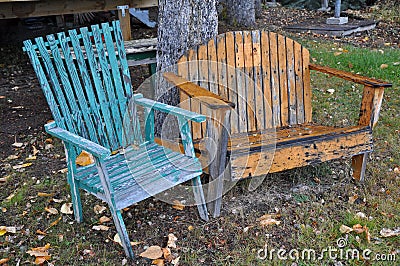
177;30;312;138
23;21;136;151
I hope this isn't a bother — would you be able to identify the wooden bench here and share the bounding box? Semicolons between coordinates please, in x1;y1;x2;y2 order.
164;30;392;217
125;37;157;74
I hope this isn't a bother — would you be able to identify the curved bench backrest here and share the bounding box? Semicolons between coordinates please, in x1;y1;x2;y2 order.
177;30;312;138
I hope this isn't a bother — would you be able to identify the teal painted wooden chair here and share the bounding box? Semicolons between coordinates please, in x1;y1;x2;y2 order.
22;21;208;258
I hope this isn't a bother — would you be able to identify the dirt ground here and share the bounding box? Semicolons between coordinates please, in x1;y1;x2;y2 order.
0;3;399;265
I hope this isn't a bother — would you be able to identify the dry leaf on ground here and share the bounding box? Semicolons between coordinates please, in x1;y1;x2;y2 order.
12;162;32;170
380;228;400;237
113;233;142;247
172;200;184;211
348;194;358;204
380;64;389;69
60;203;73;214
92;225;109;231
45;207;59;215
139;246;163;260
38;192;54;197
152;259;165;266
99;216;111;223
94;205;107;214
26;243;51;265
257;213;281;226
167;233;177;249
0;226;17;236
0;258;10;265
339;224;353;233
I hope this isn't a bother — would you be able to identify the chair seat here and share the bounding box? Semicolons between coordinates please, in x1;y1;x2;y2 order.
227;124;373;179
76;142;202;210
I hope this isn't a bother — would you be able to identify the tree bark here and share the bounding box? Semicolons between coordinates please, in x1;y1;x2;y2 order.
156;0;218;138
226;0;255;27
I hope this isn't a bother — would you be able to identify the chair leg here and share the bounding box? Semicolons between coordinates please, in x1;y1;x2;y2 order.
352;153;369;182
207;173;224;218
66;172;83;223
110;209;134;259
192;176;209;221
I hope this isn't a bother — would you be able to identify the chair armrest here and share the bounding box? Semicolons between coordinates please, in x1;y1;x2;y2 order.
134;94;206;123
44;122;111;159
163;72;235;109
309;64;392;88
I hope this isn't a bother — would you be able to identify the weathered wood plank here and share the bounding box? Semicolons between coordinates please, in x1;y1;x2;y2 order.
177;55;191;122
216;34;228;99
294;41;305;124
234;31;248;133
252;30;264;130
278;34;289;126
197;43;209;137
260;31;273;129
187;48;202;140
207;37;219;95
230;126;373;179
243;31;256;132
225;31;239;134
286;37;297;125
269;32;281;127
302;47;312;122
118;7;131;41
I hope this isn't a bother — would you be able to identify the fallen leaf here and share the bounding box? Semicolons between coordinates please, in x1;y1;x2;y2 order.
393;62;400;66
140;246;163;260
44;143;54;150
92;225;109;231
327;88;335;94
0;227;7;236
34;255;51;265
0;226;17;236
32;146;39;156
12;163;33;170
1;208;6;213
340;224;353;234
188;225;194;231
45;138;53;143
52;198;63;203
257;213;282;226
76;151;94;166
38;192;54;197
82;249;95;257
94;205;107;214
5;193;15;201
113;233;142;247
0;258;10;265
380;64;388;69
348;194;358;204
45;207;59;215
26;156;37;161
48;216;62;228
334;52;342;56
172;200;185;211
171;256;180;265
12;142;24;148
6;154;19;160
167;233;177;249
60;203;73;214
99;216;111;223
380;228;400;237
162;247;171;259
354;212;366;219
58;168;68;174
152;259;165;266
352;224;365;234
36;230;47;236
365;226;371;243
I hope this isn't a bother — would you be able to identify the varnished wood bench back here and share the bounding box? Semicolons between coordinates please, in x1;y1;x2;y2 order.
177;30;312;139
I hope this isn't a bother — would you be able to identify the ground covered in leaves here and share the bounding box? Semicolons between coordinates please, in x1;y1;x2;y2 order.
1;3;399;266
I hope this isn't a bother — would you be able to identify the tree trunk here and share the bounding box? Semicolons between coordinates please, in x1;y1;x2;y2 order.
226;0;255;27
156;0;218;138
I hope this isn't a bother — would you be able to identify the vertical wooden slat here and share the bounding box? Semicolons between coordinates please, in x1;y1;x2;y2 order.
294;41;305;124
286;38;297;125
302;47;312;122
216;34;228;100
197;44;209;137
112;20;132;98
177;55;191;113
81;26;118;149
23;39;66;129
277;34;288;127
260;31;273;129
207;37;219;95
69;29;110;148
187;48;202;140
251;30;264;130
234;31;247;133
243;31;256;132
268;32;281;127
92;25;124;148
225;32;239;134
35;37;76;132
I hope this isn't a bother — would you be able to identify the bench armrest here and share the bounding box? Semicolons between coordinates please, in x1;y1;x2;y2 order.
163;72;235;110
134;94;206;123
309;64;392;88
45;122;111;159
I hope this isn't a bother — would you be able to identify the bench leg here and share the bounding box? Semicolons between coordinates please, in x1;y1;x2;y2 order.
111;209;134;259
207;172;224;218
192;176;209;221
352;152;369;181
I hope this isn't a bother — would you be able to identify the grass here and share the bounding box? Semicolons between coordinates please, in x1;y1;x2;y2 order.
1;38;399;265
